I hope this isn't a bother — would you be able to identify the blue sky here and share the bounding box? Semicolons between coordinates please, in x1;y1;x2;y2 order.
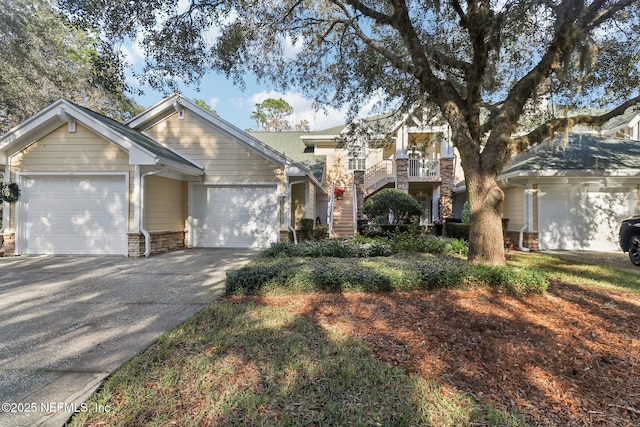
122;40;356;132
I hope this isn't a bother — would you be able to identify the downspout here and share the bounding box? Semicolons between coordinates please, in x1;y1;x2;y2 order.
140;168;166;257
503;179;531;252
288;180;298;245
284;170;297;244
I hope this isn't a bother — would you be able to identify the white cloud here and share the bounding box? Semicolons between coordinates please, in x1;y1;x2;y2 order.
120;38;145;66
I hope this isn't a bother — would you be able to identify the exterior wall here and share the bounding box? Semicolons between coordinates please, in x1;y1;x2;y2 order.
506;230;539;252
501;187;525;230
439;157;455;219
291;181;306;228
143;111;281;183
314;143;386;189
145;175;187;231
1;233;15;257
128;230;186;257
8;123;134;231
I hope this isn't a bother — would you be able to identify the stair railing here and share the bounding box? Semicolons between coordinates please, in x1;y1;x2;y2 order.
364;159;394;194
328;182;335;237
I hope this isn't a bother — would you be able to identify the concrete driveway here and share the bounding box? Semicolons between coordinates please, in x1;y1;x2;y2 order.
0;249;256;427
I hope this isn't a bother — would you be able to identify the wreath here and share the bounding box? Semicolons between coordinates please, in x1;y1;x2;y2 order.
1;182;20;203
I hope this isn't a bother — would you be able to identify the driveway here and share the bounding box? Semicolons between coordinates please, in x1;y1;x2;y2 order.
0;249;256;427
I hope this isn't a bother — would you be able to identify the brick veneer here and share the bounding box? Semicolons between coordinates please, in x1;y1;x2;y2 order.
128;230;187;257
505;230;539;251
353;170;365;219
439;157;455;219
395;158;409;192
1;233;15;257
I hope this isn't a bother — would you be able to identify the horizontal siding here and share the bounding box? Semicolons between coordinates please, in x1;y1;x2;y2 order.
502;187;524;230
11;124;130;171
145;175;187;231
143;111;281;183
9;123;135;231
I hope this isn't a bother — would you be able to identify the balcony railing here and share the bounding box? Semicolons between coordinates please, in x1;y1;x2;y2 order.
408;158;439;180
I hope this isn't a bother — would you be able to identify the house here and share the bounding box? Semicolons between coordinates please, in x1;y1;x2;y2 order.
252;109;464;237
0;94;324;256
496;132;640;251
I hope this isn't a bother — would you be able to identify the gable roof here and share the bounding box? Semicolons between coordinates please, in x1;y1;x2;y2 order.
0;99;204;176
128;94;325;191
501;133;640;178
128;94;289;168
249;131;326;181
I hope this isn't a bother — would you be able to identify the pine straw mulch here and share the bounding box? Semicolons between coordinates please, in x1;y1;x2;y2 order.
250;280;640;426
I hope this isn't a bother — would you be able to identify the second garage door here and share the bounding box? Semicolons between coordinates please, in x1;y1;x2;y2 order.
190;185;279;248
17;174;128;255
538;184;633;251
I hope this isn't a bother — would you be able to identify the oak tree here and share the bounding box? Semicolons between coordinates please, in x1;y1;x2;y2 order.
63;0;640;264
0;0;141;133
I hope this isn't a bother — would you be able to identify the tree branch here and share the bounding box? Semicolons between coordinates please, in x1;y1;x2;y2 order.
511;94;640;152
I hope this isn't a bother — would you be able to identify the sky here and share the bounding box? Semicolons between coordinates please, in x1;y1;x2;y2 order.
122;40;352;132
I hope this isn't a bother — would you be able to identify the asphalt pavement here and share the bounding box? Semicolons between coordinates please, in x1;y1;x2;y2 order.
0;249;256;427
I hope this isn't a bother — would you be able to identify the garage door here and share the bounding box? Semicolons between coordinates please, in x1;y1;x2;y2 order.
190;185;279;248
538;184;633;251
17;174;128;255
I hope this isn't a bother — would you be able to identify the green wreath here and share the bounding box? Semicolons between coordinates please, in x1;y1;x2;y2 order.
1;182;20;203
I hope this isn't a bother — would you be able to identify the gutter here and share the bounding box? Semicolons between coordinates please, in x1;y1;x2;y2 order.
141;168;166;257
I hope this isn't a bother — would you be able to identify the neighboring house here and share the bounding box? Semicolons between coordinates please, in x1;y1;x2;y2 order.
0;94;323;256
452;107;640;252
496;132;640;251
252;110;464;237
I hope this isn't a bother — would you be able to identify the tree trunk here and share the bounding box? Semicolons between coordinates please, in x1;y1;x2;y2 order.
466;173;506;265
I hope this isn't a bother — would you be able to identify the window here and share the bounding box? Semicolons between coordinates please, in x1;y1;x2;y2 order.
348;146;367;171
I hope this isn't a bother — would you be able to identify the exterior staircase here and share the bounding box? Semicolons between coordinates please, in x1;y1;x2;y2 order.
331;186;355;238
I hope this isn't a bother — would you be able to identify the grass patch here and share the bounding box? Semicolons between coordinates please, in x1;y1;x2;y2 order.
67;301;522;426
507;252;640;294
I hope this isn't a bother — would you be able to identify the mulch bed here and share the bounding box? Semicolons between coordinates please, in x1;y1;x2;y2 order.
251;281;640;426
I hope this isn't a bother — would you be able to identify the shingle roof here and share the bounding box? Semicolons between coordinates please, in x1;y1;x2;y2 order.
70;101;203;171
250;131;326;181
502;133;640;175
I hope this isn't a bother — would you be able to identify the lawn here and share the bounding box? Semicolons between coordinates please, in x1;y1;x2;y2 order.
67;246;640;427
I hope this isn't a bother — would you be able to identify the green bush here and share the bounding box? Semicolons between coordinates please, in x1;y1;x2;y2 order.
467;264;549;297
363;188;423;224
226;254;548;297
445;222;470;240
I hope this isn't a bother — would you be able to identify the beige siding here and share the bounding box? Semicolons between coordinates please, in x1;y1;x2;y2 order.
292;182;306;228
8;124;134;230
143;111;281;183
502;187;525;230
145;175;187;231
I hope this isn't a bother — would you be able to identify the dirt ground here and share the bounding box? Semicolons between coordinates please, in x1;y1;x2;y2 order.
257;252;640;426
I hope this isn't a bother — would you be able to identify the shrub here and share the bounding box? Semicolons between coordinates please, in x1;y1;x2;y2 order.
445;222;470;240
298;218;315;241
467;264;549;297
226;254;548;297
363;188;423;224
311;225;329;240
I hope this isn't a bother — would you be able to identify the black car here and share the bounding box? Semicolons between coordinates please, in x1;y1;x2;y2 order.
619;215;640;265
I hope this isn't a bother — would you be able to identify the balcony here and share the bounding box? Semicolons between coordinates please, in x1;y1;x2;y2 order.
408;158;440;181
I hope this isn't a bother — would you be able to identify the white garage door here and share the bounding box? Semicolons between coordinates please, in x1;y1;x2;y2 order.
191;185;279;248
17;174;128;255
538;184;633;251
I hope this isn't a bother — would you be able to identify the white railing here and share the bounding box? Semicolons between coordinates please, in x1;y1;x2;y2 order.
364;159;394;194
353;183;358;234
408;158;439;178
328;182;335;237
